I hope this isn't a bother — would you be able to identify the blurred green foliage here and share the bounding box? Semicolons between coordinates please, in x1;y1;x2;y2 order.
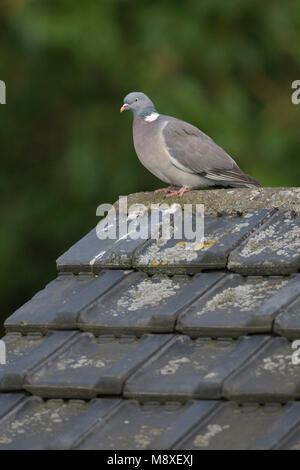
0;0;300;335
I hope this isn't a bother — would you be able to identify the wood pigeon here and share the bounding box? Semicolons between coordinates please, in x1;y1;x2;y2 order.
121;92;260;197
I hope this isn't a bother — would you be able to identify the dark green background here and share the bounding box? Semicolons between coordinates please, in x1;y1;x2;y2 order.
1;0;299;336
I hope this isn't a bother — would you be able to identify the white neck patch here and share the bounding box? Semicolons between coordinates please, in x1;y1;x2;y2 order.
144;112;160;122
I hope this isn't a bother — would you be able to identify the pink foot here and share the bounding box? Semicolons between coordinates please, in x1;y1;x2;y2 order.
154;186;177;194
166;186;190;198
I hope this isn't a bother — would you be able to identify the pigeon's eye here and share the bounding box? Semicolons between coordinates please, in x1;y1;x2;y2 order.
135;98;138;102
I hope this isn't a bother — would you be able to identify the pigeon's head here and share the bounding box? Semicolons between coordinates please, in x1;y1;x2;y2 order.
120;92;157;118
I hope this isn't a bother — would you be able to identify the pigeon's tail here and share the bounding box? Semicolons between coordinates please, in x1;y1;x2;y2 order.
203;168;260;188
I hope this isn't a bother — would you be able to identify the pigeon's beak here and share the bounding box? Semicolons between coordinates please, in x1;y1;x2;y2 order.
120;103;129;113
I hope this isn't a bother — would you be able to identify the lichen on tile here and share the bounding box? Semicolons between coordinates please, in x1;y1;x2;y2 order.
0;400;86;444
256;352;300;376
56;355;107;370
193;424;230;447
197;278;289;315
160;357;190;375
137;237;217;266
239;218;300;259
117;277;181;311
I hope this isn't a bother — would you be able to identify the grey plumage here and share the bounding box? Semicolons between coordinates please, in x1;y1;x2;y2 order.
121;92;260;193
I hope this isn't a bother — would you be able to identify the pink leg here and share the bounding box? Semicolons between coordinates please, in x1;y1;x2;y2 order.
154;186;177;194
166;186;190;198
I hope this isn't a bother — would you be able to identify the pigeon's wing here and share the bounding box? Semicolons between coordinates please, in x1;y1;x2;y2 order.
162;117;260;187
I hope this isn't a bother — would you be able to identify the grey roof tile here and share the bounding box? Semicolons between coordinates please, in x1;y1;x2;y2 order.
177;401;296;450
96;237;147;270
78;271;224;336
124;335;269;401
93;212;154;270
49;398;121;449
51;399;218;450
250;402;300;449
274;412;300;449
276;429;300;450
177;274;300;338
5;270;126;333
274;295;300;339
57;208;203;273
0;395;88;450
56;226;114;273
0;393;27;420
56;212;155;273
24;333;172;399
0;331;76;391
228;210;300;275
5;273;88;333
133;211;273;274
223;336;300;402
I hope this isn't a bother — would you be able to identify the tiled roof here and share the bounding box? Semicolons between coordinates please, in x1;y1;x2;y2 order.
1;188;300;450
